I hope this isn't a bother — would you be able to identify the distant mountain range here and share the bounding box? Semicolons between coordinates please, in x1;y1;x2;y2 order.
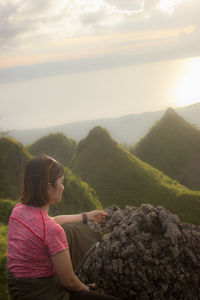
9;102;200;146
132;108;200;190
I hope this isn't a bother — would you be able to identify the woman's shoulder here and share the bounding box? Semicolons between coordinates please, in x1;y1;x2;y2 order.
11;203;38;216
10;203;25;217
12;202;23;210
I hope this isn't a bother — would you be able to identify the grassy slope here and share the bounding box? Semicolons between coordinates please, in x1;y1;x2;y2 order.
0;223;9;300
0;137;31;200
71;126;200;224
0;199;18;225
0;224;8;256
27;132;77;166
132;108;200;190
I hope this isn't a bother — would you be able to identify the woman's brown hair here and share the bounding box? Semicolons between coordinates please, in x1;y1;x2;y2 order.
20;155;64;207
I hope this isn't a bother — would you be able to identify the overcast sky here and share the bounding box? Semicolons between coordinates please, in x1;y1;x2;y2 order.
1;0;200;130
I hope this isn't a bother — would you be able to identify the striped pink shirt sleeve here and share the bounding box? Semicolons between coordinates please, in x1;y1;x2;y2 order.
45;220;69;256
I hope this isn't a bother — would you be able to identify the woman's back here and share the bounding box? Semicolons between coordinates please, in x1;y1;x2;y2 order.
7;203;68;278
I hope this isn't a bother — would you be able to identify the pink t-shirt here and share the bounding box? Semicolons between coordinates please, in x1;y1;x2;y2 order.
7;203;68;278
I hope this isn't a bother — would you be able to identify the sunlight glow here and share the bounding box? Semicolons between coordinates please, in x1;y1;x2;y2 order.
158;0;182;14
174;57;200;107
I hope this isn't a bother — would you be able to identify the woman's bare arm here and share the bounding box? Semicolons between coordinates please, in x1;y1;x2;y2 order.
51;210;108;225
51;249;89;292
51;214;83;225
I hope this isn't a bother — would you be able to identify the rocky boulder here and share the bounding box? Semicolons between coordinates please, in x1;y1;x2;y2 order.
78;204;200;299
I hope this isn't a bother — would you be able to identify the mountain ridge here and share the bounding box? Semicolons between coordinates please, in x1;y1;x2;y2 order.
8;102;200;146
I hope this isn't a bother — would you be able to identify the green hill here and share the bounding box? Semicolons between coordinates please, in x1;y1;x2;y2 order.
0;137;31;200
0;199;17;225
0;223;7;255
49;167;103;216
0;222;9;299
132;108;200;190
27;133;77;166
0;253;8;300
71;126;200;224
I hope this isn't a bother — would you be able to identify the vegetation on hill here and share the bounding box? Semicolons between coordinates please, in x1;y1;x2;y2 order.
71;126;200;225
0;254;9;300
27;132;77;166
0;222;9;299
0;198;17;300
0;224;8;256
49;167;102;216
132;108;200;190
0;137;31;200
0;199;17;225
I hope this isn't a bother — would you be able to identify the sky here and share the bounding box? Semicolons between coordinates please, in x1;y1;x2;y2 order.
0;0;200;130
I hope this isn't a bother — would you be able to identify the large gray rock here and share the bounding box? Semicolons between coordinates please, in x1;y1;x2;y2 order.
78;204;200;299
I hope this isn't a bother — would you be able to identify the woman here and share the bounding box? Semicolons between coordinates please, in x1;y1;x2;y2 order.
7;154;120;300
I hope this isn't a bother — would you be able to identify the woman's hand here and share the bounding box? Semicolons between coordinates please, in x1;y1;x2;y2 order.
87;210;108;223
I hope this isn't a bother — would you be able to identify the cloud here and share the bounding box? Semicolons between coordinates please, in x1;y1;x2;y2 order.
0;1;198;44
0;0;173;47
0;0;199;82
0;25;198;85
0;0;54;48
104;0;142;11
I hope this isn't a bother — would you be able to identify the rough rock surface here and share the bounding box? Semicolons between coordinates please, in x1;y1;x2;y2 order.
77;204;200;300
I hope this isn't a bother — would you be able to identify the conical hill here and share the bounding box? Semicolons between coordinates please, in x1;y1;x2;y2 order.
0;137;31;200
132;108;200;190
27;133;77;166
71;126;200;224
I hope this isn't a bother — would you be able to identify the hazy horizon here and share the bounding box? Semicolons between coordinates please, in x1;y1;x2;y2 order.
1;100;199;132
